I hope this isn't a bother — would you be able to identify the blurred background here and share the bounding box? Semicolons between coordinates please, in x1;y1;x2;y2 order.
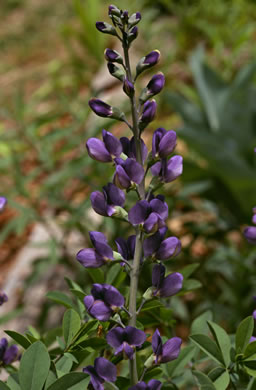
0;0;256;350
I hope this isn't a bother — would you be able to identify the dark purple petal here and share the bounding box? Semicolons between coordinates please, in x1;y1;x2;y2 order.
158;130;177;158
127;235;136;258
120;137;130;156
102;129;122;157
144;212;162;234
76;248;105;268
104;49;120;62
89;98;113;118
143;50;160;66
253;310;256;320
143;232;162;257
123;78;135;97
140;100;157;124
114;164;131;189
165;156;183;182
89;231;108;246
104;183;125;207
84;295;94;311
115;237;129;260
124;342;135;359
152;329;162;357
90;191;108;216
128;383;147;390
123;158;144;184
147;379;162;390
0;197;7;211
103;284;125;308
150;199;168;220
152;263;165;289
159;273;183;297
253;214;256;224
128;200;150;225
96;22;106;32
161;337;182;363
244;226;256;244
86;138;112;162
3;345;19;365
89;300;113;321
83;365;104;390
0;338;8;360
107;327;124;348
156;237;181;260
0;291;8;306
91;283;105;298
126;326;147;346
93;242;114;261
152;128;167;158
151;161;162;177
147;73;165;95
95;357;117;382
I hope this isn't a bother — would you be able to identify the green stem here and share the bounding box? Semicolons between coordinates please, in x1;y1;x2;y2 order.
122;34;146;386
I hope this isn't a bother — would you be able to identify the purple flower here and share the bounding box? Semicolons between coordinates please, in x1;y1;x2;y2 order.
140;73;165;103
152;263;183;297
244;226;256;245
84;283;124;321
143;227;181;260
108;5;121;17
129;380;162;390
0;338;19;365
128;26;138;44
76;232;114;268
250;336;256;343
152;329;182;364
89;99;113;118
0;291;8;305
115;235;136;262
128;197;168;234
104;49;123;64
143;51;161;66
139;100;157;129
151;156;183;183
96;22;117;36
107;326;146;359
114;158;144;189
90;183;125;217
0;197;7;212
83;357;116;390
253;310;256;321
152;128;177;159
86;129;122;162
120;136;148;163
123;78;135;97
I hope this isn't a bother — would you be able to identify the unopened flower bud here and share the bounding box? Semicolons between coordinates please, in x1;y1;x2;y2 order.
96;22;117;36
140;73;165;103
89;98;126;121
107;63;125;82
108;4;121;17
136;50;161;78
128;12;141;27
121;10;129;23
127;26;138;44
123;78;135;97
139;100;157;131
104;49;123;64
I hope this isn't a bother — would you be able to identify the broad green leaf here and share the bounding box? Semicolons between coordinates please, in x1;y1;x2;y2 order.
19;340;51;390
44;371;57;389
7;375;20;390
193;370;216;389
4;330;31;349
244;361;256;378
180;263;200;279
144;367;162;382
62;309;81;346
236;316;254;354
56;355;74;378
166;346;196;377
69;289;85;302
244;341;256;361
181;279;202;292
190;334;224;365
0;381;11;390
209;367;230;390
74;337;107;350
191;311;213;335
207;321;231;367
46;291;75;310
87;268;104;284
47;373;90;390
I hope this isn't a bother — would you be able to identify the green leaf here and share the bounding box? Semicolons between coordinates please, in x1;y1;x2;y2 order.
44;371;57;389
74;337;107;350
62;309;81;346
191;311;213;335
190;334;224;365
180;263;200;278
87;268;104;284
46;291;75;310
47;373;90;390
55;355;74;378
181;279;202;292
7;374;20;390
4;331;31;349
236;316;254;354
193;370;216;389
0;381;11;390
244;361;256;378
207;321;231;367
166;346;196;377
104;383;119;390
19;340;51;390
208;367;230;390
244;341;256;361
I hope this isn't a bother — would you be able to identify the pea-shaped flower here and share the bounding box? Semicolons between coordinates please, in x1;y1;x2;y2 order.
90;183;125;217
0;338;19;365
129;380;162;390
136;50;161;77
151;156;183;183
114;158;144;189
107;326;146;359
0;291;8;306
76;232;114;268
128;197;168;234
120;136;148;163
152;128;177;159
84;283;124;321
0;197;7;212
115;235;136;264
143;227;181;260
140;74;165;104
86;129;122;162
152;329;182;364
139;100;157;130
152;263;183;297
83;357;117;390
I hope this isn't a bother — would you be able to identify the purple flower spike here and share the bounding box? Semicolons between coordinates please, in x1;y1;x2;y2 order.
152;264;183;297
84;283;124;321
114;158;144;189
76;231;114;268
0;197;7;212
152;329;182;364
143;229;181;260
107;326;146;359
89;98;113;118
244;226;256;245
129;380;162;390
139;100;157;129
83;357;117;390
151;156;183;183
120;136;148;163
152;128;177;159
91;183;125;217
86;129;122;163
0;291;8;305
